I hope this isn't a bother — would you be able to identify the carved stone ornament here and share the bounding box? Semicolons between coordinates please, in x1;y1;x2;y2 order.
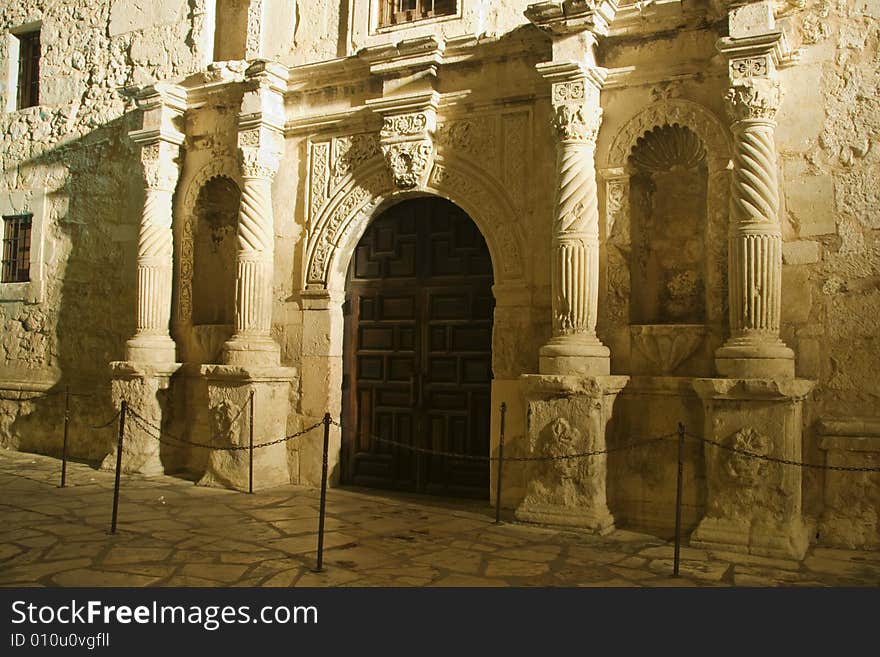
729;56;769;80
239;146;280;179
381;140;434;189
724;426;771;486
381;112;428;138
140;142;179;191
725;78;782;123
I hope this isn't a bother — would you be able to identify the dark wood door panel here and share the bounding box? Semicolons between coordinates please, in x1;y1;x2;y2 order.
343;197;493;498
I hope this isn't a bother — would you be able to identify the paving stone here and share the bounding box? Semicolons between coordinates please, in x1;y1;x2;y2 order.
803;556;880;581
484;558;550;578
51;568;161;586
413;548;484;575
707;550;801;571
810;547;880;564
639;545;709;561
647;559;731;582
179;563;250;581
103;546;172;564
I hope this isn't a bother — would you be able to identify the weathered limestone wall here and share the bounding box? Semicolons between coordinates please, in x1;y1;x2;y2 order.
0;1;204;460
775;0;880;545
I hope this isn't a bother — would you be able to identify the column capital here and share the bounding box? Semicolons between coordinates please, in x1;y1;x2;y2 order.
724;77;781;123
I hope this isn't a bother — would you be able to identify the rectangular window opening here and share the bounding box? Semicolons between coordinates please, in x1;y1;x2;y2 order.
15;29;40;110
2;214;32;283
379;0;457;27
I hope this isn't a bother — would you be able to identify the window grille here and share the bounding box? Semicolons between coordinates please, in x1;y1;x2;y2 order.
16;30;40;110
379;0;456;27
2;214;32;283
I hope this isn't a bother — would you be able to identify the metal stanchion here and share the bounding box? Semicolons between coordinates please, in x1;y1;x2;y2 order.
110;400;127;535
314;413;331;572
248;390;255;495
60;385;70;488
673;421;685;577
494;402;506;524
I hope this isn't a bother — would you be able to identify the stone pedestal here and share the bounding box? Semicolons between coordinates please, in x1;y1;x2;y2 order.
515;374;628;532
691;377;814;559
198;365;296;491
103;361;180;476
817;418;880;549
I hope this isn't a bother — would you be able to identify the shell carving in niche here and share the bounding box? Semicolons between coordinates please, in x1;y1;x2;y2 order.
629;124;707;172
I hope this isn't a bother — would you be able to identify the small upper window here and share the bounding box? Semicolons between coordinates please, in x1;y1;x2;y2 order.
378;0;457;27
2;214;32;283
15;30;40;109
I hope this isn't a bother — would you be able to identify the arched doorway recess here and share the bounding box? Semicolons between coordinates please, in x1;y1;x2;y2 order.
341;196;494;499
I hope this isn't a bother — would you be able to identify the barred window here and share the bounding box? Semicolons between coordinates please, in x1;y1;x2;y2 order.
2;214;32;283
16;30;40;109
379;0;457;27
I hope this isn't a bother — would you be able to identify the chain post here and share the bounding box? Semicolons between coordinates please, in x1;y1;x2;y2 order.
110;400;127;535
494;402;506;524
673;421;685;577
314;412;331;572
248;390;255;495
60;385;70;488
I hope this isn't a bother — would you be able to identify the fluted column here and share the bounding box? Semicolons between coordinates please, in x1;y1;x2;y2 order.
538;63;610;376
715;24;795;378
125;138;181;363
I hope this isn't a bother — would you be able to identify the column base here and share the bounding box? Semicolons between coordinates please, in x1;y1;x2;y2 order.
102;361;181;476
514;374;628;533
539;336;610;376
125;334;177;364
197;365;297;491
221;334;281;367
515;502;615;533
691;517;810;561
715;337;795;378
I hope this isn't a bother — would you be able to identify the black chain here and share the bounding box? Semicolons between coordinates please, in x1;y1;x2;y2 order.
686;432;880;473
126;407;322;451
87;410;121;430
330;419;674;462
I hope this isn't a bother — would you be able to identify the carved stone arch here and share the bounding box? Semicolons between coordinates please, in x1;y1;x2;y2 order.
176;157;240;325
305;154;527;294
599;99;731;376
605;99;731;170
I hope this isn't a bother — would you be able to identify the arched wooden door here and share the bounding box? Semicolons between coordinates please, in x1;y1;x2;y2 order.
341;197;494;499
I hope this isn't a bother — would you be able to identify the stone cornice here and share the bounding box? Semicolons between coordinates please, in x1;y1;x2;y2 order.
536;60;607;90
524;1;620;37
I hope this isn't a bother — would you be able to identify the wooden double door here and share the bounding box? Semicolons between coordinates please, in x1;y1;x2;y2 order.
342;197;494;499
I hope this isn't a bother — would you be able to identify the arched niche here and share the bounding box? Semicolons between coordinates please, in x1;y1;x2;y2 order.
600;100;731;377
192;176;239;327
629;124;708;326
175;158;241;365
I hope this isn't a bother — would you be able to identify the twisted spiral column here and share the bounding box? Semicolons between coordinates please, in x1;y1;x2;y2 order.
539;87;610;376
223;156;281;366
126;149;179;364
716;88;794;378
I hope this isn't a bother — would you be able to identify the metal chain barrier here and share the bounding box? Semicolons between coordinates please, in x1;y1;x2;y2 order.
685;432;880;473
125;405;323;451
87;409;122;430
329;418;674;463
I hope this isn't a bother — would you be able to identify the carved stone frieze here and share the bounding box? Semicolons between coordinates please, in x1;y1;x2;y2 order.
381;112;428;137
729;56;770;80
331;134;380;186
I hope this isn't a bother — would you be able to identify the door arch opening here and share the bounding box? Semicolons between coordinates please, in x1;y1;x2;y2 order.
341;196;494;499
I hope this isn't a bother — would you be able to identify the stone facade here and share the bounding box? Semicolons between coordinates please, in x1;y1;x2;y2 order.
1;1;878;555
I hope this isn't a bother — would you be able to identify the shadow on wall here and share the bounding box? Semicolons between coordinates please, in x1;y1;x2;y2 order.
6;113;143;467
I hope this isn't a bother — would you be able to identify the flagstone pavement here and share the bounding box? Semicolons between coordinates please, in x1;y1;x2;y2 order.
1;448;878;588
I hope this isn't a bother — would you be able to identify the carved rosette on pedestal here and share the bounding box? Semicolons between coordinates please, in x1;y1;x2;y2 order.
515;374;628;532
715;33;794;378
370;93;439;190
537;63;610;376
